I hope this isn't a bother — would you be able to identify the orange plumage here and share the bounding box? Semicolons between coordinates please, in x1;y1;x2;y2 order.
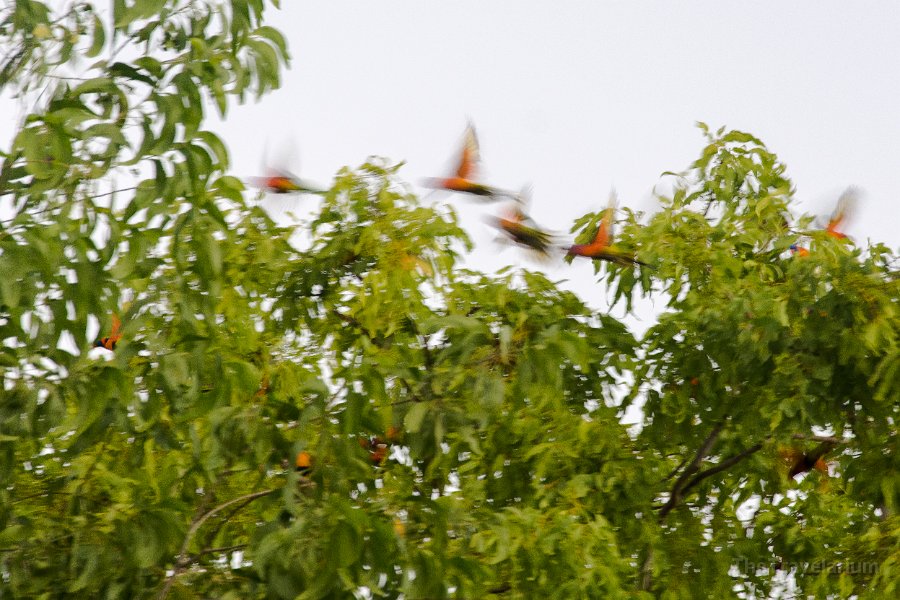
423;122;515;200
94;313;122;351
567;192;646;266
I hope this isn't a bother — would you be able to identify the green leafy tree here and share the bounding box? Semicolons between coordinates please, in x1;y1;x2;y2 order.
2;2;898;599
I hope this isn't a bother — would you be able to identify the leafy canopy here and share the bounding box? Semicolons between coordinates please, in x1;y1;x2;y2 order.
1;2;899;599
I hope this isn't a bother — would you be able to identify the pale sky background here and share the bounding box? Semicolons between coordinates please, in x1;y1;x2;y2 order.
216;0;900;314
2;1;899;318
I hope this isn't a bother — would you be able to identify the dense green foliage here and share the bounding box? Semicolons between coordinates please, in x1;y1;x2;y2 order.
2;1;898;598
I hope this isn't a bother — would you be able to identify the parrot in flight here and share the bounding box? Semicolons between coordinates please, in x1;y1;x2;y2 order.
825;186;858;239
778;440;834;479
789;186;859;255
422;121;516;201
94;313;122;351
566;190;646;266
489;186;555;258
248;168;323;195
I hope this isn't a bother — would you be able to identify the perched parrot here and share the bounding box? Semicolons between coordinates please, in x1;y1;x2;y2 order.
825;186;858;239
295;451;313;476
789;244;810;257
567;191;646;266
359;436;389;465
422;122;516;201
94;313;122;351
489;187;555;258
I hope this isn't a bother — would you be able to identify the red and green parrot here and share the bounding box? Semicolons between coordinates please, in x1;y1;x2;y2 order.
489;187;555;258
249;168;323;195
422;122;516;201
567;191;646;266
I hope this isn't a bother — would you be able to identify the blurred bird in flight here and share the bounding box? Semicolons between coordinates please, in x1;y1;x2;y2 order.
248;142;323;195
94;313;122;351
489;186;555;259
825;186;858;239
789;186;859;256
566;190;647;266
778;441;834;479
248;168;323;195
422;121;516;201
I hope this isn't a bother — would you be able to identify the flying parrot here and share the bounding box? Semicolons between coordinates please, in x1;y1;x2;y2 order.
248;168;323;195
489;187;555;258
778;441;834;478
789;186;859;255
825;186;858;239
94;313;122;351
566;191;647;266
422;121;516;201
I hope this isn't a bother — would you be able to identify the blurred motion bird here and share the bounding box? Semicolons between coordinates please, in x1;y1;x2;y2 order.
422;122;516;201
567;190;647;266
778;441;834;478
488;186;555;258
249;168;322;195
94;313;122;350
248;142;323;195
825;186;858;239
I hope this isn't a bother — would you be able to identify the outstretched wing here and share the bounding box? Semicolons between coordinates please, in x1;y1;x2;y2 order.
591;190;618;248
827;186;858;237
455;123;480;179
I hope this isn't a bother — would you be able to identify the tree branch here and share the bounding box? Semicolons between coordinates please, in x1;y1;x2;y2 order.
156;488;276;600
658;420;724;520
679;441;765;497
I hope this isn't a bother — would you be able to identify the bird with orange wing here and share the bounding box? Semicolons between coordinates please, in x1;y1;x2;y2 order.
566;191;647;266
94;313;122;351
248;142;323;195
248;168;323;195
778;440;834;479
488;186;555;259
422;122;516;201
825;186;858;239
788;186;859;255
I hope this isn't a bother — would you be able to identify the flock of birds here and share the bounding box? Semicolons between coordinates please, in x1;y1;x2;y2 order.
93;123;856;352
88;123;861;483
248;122;650;266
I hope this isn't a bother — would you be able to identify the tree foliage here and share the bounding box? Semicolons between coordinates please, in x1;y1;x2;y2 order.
1;2;899;598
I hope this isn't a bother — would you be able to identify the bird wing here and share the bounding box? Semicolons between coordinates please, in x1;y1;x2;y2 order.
590;191;617;248
455;124;480;179
827;186;858;235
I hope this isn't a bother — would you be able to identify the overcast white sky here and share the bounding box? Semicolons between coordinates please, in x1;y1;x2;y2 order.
3;1;899;315
216;1;900;310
